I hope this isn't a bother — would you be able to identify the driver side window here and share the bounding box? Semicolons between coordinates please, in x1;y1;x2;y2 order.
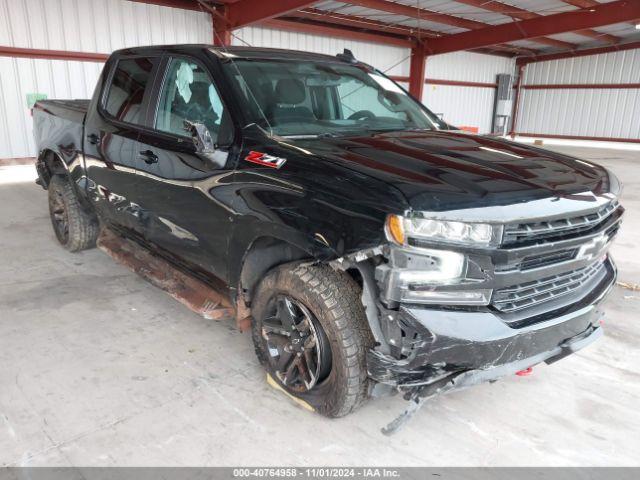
155;58;228;143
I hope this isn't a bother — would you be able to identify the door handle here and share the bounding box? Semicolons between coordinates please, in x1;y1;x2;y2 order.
137;150;158;164
87;133;101;145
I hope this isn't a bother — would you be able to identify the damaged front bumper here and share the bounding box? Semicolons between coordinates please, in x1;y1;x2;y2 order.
368;258;615;440
368;257;615;396
370;299;604;391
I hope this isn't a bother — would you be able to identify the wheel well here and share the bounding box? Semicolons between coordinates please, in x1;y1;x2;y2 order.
239;237;311;304
37;150;67;187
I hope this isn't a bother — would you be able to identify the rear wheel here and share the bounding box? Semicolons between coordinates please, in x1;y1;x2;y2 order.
251;262;373;417
48;175;99;252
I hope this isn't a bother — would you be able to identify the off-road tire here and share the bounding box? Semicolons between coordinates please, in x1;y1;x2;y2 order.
251;262;374;417
48;175;99;252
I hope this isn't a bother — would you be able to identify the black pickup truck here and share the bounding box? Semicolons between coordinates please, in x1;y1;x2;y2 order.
33;45;622;430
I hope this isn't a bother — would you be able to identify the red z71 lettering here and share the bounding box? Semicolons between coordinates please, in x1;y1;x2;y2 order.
244;151;286;169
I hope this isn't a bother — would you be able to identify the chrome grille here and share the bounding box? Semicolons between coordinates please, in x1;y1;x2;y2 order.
503;201;619;245
491;260;606;313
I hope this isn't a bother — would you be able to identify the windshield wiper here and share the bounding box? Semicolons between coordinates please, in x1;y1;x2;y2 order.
282;132;340;139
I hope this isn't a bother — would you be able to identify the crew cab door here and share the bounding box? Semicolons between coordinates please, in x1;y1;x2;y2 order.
131;55;238;284
84;55;161;235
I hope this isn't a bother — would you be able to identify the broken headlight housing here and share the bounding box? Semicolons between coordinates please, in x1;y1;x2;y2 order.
376;245;491;305
380;215;496;305
386;214;502;247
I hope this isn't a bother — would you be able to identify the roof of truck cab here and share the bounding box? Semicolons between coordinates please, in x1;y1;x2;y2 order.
111;44;353;64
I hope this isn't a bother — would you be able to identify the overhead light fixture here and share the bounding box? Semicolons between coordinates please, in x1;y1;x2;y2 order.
636;23;640;30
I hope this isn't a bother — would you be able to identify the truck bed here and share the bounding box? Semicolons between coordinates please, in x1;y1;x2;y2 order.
35;99;89;124
32;99;89;180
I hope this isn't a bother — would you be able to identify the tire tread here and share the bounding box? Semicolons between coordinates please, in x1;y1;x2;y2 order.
252;261;374;418
49;175;99;252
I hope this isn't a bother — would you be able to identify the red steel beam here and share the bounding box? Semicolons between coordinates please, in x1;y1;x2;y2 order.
213;26;232;46
263;19;413;47
0;46;108;62
452;0;619;44
517;40;640;65
408;44;427;99
226;0;317;29
423;0;640;55
345;0;576;50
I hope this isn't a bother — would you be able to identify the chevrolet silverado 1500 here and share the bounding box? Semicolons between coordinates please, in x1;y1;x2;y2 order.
33;45;622;431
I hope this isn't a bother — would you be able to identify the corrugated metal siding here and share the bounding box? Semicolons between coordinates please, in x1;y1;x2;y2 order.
517;48;640;140
0;0;211;52
0;0;212;159
423;84;498;133
395;80;498;133
0;58;103;159
517;88;640;140
424;52;515;132
427;51;515;83
523;48;640;85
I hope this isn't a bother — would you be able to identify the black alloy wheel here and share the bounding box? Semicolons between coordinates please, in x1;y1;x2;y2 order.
261;295;332;393
49;186;70;245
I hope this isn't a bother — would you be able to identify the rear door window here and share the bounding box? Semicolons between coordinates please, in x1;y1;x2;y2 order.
104;57;155;125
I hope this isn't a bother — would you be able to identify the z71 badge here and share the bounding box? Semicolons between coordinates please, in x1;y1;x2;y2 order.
244;151;287;169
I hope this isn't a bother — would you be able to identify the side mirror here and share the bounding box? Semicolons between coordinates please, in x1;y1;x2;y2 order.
183;120;215;154
183;120;228;169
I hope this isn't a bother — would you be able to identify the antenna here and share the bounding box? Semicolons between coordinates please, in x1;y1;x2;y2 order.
336;49;357;63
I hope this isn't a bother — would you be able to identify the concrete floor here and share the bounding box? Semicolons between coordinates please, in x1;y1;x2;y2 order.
1;145;639;466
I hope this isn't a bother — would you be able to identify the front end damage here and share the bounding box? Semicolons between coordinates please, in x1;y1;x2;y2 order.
332;200;622;433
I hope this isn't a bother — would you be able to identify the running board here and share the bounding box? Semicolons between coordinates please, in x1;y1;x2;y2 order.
97;228;249;330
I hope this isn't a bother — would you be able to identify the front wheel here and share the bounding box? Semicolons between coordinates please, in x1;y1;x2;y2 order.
251;262;373;417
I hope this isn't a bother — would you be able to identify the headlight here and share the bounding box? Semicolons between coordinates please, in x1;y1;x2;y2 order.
397;248;466;284
386;214;502;247
400;288;491;305
376;246;491;305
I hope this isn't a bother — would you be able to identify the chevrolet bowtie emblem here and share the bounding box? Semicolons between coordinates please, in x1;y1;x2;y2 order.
576;233;610;262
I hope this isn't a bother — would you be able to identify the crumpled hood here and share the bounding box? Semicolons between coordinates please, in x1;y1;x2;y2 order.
293;131;613;212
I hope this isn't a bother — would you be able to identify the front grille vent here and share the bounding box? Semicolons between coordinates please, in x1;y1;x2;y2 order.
503;201;619;246
496;248;578;272
491;260;605;313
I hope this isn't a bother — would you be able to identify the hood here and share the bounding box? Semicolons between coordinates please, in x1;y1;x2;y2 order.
292;131;614;213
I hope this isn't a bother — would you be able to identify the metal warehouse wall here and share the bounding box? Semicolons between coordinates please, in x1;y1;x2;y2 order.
0;0;212;159
423;51;515;133
233;27;515;134
517;48;640;141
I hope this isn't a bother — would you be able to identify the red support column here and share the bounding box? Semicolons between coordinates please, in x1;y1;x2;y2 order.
408;43;427;101
214;28;231;46
212;10;231;47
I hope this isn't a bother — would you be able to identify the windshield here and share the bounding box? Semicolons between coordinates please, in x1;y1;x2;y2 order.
222;59;453;137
